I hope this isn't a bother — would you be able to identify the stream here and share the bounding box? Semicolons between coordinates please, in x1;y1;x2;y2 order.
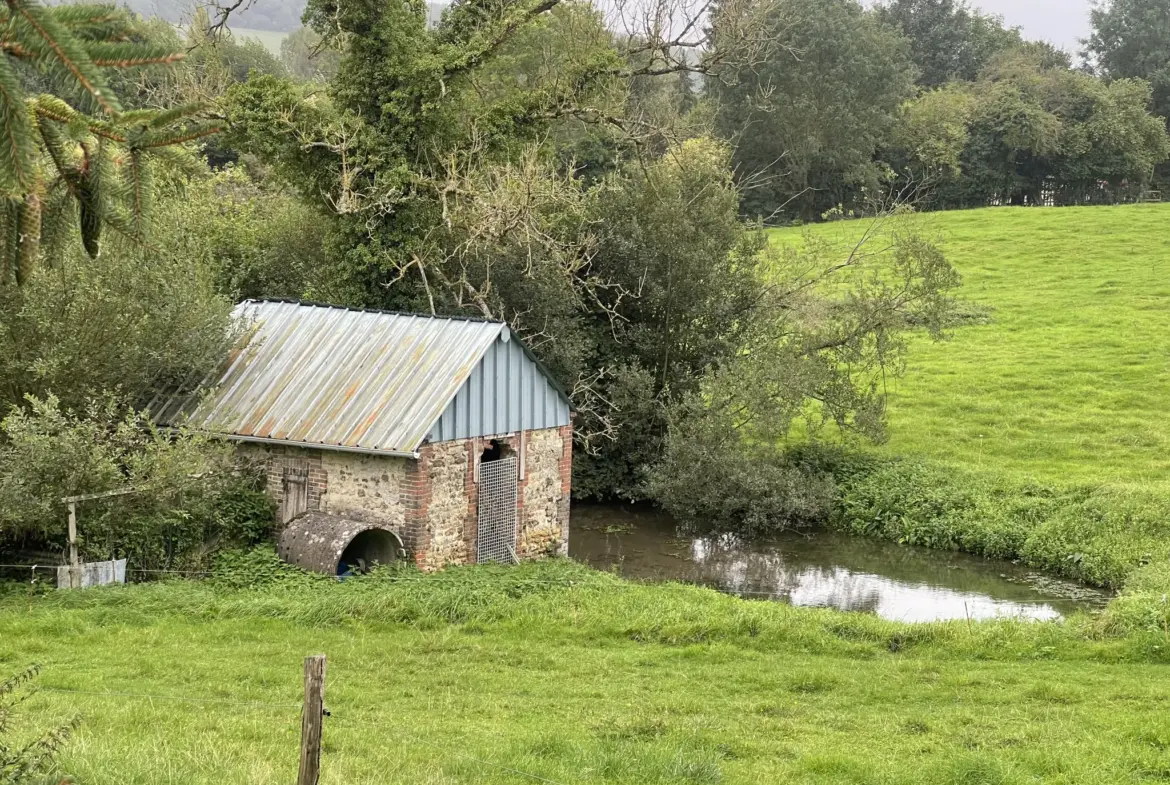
568;505;1112;622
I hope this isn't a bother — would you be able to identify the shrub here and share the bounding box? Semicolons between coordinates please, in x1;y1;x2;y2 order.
647;441;838;537
834;458;1170;589
0;396;274;573
1;666;80;785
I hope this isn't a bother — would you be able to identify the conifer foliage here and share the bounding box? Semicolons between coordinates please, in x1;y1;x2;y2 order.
0;1;218;285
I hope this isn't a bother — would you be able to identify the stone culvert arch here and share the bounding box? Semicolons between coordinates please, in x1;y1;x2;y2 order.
277;512;404;576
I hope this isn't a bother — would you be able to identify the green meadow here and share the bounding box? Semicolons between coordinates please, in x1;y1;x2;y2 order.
770;204;1170;488
5;561;1170;785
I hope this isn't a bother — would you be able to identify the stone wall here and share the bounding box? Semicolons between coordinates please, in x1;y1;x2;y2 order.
413;439;472;570
519;426;571;558
236;423;572;569
236;442;410;545
320;451;410;529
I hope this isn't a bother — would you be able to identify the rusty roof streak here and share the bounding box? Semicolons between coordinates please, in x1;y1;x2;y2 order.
151;301;505;456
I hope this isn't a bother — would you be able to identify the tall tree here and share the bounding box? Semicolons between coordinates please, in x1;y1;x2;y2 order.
1085;0;1170;122
877;0;1023;87
710;0;917;222
0;1;217;286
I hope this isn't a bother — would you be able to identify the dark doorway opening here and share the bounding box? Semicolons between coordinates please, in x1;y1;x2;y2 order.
480;439;515;463
337;529;400;576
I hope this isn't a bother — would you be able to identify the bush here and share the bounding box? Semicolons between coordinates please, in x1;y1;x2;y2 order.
647;440;838;537
0;396;274;572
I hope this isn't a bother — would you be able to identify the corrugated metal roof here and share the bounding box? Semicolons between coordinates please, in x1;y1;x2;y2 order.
152;300;508;456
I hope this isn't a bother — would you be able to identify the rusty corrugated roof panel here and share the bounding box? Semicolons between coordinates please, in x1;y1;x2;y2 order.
154;300;505;456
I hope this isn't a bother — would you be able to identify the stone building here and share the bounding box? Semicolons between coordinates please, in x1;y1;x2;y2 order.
152;299;573;574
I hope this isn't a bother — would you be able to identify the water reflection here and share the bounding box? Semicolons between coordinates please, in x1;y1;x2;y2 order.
569;506;1111;622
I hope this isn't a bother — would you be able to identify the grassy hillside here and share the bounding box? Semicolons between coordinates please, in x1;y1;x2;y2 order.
3;561;1170;785
771;204;1170;487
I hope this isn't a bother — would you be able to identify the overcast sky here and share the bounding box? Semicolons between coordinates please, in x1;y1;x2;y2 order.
973;0;1093;53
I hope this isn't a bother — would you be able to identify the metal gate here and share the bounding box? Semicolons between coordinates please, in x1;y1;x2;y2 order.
477;456;518;564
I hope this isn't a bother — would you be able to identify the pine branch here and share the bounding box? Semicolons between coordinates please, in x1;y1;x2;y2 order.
146;102;207;128
32;95;128;142
0;56;33;195
137;124;222;148
6;0;120;115
84;40;184;67
44;3;120;25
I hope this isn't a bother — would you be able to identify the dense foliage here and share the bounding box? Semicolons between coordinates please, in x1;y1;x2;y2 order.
0;395;272;569
876;0;1023;87
892;52;1170;207
710;0;1170;221
712;0;918;221
1086;0;1170;124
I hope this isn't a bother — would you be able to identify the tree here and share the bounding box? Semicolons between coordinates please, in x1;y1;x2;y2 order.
889;86;974;183
710;0;918;222
876;0;1023;87
648;208;962;533
1085;0;1170;122
929;51;1170;206
0;2;219;284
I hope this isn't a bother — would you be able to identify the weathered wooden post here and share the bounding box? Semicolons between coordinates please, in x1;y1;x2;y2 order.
298;654;327;785
67;501;80;589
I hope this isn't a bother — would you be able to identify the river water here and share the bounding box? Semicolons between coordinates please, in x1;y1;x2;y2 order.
568;505;1112;622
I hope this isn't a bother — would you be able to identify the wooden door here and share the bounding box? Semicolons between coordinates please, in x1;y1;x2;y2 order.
281;466;309;524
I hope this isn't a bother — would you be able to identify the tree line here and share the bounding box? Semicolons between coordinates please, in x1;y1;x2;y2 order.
717;0;1170;222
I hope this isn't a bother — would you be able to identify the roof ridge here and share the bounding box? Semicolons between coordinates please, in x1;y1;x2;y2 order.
242;298;507;326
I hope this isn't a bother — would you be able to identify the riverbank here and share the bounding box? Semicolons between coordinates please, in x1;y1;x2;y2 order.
3;558;1170;785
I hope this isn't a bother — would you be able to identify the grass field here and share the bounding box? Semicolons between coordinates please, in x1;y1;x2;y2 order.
4;561;1170;785
770;204;1170;488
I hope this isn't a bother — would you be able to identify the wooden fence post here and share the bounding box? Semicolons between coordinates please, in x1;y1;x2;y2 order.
298;655;327;785
67;501;80;589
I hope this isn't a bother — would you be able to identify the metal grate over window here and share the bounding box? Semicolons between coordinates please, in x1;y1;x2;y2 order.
477;456;518;564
